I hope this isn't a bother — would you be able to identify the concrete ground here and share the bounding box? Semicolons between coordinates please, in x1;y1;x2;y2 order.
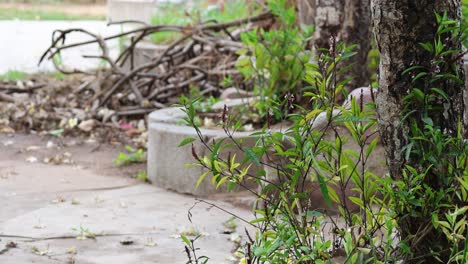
0;134;254;263
0;20;120;74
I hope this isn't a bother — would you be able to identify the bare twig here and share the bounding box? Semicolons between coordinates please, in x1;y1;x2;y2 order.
38;10;274;118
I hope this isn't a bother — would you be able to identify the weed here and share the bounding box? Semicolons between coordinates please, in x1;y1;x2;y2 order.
149;0;258;44
223;217;238;230
181;234;209;264
235;0;312;122
52;71;66;81
31;245;50;256
113;145;146;166
0;69;27;82
181;6;468;263
71;225;96;240
136;170;149;182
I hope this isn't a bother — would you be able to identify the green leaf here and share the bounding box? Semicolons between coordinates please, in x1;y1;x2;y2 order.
419;42;434;53
404;143;413;160
398;242;411;254
431;87;449;101
236;55;250;67
413;72;428;82
181;235;191;246
402;65;425;75
357;247;371;255
341;51;357;60
250;217;267;224
178;137;196;147
422;117;433;126
413;88;425;102
195;171;209;189
48;129;64;136
349;196;364;208
313;158;332;208
216;176;229;189
344;232;353;255
303;210;324;218
243;147;260;165
253;247;266;256
366;137;379;158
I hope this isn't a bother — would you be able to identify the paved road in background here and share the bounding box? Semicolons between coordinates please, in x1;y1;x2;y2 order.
0;20;121;74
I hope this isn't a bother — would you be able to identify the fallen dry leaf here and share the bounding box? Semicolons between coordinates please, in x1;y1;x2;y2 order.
67;247;77;255
26;156;38;163
119;238;134;246
33;224;46;229
26;145;40;151
31;246;50;256
51;196;67;204
2;140;14;146
0;126;15;134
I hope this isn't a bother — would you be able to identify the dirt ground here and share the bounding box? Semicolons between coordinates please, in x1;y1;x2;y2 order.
0;133;254;263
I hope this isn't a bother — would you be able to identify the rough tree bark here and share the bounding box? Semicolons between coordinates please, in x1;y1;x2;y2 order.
313;0;345;50
341;0;371;90
297;0;315;26
300;0;371;94
372;0;465;262
371;0;465;179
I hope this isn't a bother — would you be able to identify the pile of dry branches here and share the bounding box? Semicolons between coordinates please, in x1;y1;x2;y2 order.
39;11;274;119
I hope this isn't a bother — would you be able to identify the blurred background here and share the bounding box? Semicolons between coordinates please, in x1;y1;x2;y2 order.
0;0;231;74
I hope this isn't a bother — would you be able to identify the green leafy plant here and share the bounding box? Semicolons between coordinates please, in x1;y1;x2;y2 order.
235;0;313;122
114;145;146;166
181;234;209;264
383;12;468;263
0;69;27;82
136;170;149;182
180;5;468;264
51;71;66;80
150;0;257;44
71;225;96;240
181;94;221;113
182;29;397;263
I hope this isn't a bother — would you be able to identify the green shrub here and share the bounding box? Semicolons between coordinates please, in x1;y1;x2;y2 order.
181;5;468;264
113;145;146;166
150;0;257;44
235;0;313;122
384;12;468;262
0;70;27;82
182;33;396;264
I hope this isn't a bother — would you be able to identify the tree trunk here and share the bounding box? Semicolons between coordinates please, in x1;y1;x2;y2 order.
309;0;371;97
313;0;345;50
297;0;315;26
372;0;465;262
372;0;464;179
341;0;371;89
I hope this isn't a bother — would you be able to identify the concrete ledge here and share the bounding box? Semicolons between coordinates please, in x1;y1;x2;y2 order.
107;0;156;23
148;107;261;196
122;42;169;72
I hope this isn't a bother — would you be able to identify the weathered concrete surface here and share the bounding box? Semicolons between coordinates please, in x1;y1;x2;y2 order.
0;134;254;263
0;21;120;74
122;42;169;72
148;107;260;196
107;0;190;23
107;0;157;23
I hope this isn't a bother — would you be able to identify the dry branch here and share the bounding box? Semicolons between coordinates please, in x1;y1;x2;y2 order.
39;11;274;120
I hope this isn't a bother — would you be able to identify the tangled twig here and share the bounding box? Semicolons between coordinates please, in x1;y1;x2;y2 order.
39;11;274;119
